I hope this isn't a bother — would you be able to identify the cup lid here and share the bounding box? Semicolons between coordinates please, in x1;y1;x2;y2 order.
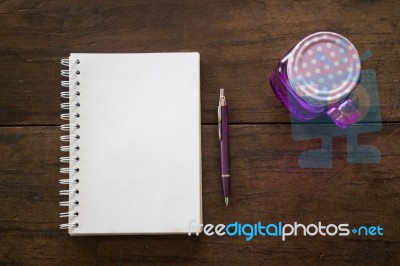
287;32;361;105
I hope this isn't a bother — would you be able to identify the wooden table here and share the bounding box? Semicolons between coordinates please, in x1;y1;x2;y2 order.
1;0;399;264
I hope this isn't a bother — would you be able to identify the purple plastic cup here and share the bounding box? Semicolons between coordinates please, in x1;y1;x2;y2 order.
270;32;361;128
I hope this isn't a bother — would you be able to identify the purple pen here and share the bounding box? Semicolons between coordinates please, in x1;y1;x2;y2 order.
218;89;230;206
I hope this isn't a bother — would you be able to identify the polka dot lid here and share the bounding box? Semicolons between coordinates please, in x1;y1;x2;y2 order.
287;32;361;105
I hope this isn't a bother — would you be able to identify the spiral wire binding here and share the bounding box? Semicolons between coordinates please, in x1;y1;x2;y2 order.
60;113;80;120
61;70;80;77
60;211;79;218
61;91;80;99
60;200;79;207
60;124;80;131
60;189;79;195
61;80;80;88
60;135;80;142
60;58;80;230
60;156;80;163
60;145;80;152
59;178;79;185
61;103;80;110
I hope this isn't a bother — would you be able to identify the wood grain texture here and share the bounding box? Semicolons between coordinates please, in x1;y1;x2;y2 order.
0;0;399;265
0;125;399;265
0;0;399;125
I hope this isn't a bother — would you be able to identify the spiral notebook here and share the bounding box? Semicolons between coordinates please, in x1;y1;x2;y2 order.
59;53;202;235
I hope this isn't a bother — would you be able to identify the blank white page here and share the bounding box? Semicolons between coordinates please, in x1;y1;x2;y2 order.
66;53;202;235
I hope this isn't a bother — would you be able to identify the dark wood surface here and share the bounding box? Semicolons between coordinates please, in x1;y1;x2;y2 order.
0;0;399;265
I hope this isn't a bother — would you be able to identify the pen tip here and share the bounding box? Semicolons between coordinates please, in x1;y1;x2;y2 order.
220;88;224;97
225;197;229;206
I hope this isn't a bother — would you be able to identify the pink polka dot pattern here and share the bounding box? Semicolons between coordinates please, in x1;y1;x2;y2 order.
287;32;361;105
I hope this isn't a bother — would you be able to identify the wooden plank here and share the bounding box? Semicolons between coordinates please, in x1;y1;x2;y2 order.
0;125;398;264
0;0;399;125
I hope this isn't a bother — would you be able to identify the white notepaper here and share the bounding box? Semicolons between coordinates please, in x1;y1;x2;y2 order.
65;53;202;235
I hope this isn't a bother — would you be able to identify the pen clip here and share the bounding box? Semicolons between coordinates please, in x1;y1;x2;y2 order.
218;105;222;141
218;88;225;141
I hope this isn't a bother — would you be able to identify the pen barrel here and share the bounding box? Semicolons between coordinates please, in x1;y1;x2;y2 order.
220;106;230;197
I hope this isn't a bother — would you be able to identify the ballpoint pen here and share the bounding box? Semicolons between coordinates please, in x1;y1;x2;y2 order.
218;88;231;206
